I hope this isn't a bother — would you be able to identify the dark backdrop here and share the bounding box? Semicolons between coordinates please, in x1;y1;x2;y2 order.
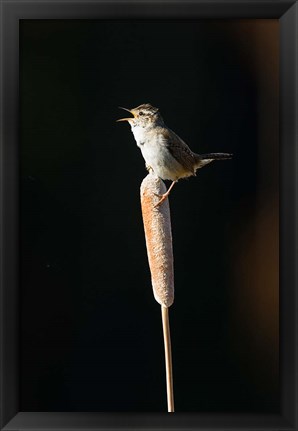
20;19;279;412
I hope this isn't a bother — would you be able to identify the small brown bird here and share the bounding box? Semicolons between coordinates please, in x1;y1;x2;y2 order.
117;103;232;206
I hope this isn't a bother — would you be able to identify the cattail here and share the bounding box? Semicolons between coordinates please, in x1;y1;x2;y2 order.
140;173;174;412
140;173;174;307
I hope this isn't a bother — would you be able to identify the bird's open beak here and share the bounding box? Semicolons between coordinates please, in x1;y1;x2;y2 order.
116;107;136;122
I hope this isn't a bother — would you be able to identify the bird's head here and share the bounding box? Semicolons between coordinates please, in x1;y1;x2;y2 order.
117;103;164;128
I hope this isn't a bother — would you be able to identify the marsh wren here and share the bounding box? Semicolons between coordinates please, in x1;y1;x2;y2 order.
117;103;232;206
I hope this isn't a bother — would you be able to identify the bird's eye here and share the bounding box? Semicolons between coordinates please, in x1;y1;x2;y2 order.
139;111;144;116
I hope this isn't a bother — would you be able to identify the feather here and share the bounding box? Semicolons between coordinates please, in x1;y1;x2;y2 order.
157;127;197;175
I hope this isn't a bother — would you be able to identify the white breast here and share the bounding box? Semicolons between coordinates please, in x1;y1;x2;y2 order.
130;124;184;181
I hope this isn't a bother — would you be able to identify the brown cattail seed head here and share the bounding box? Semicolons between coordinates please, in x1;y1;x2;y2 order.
140;173;174;307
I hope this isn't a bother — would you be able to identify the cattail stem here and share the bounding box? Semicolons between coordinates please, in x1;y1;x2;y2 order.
161;305;174;412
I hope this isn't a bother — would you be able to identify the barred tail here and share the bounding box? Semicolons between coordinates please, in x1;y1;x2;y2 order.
194;152;232;169
200;152;233;160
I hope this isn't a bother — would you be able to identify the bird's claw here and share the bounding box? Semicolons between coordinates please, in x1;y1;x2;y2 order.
153;193;168;208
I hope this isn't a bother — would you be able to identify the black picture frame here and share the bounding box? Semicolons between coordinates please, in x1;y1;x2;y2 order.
1;0;297;430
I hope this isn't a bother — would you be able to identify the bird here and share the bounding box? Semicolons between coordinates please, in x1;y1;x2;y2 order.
117;103;232;206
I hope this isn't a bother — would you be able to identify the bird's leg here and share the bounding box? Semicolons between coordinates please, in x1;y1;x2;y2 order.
154;181;177;207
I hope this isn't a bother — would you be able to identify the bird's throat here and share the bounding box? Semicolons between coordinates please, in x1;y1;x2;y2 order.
131;124;150;147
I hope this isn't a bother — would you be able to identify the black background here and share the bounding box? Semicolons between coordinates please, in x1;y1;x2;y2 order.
20;20;279;412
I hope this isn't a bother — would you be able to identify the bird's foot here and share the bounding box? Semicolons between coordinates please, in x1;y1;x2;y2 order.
153;180;177;208
153;192;169;208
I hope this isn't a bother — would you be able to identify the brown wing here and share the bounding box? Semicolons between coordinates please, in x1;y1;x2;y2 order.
158;127;197;174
